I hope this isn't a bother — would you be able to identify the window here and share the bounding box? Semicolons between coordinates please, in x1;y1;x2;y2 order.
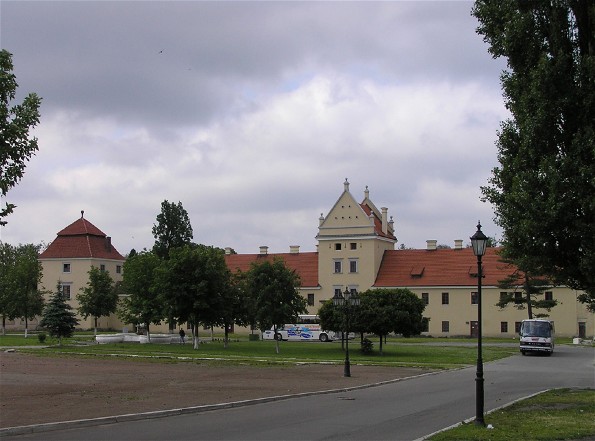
335;243;342;251
471;291;478;304
514;292;523;304
334;260;342;274
350;242;357;250
422;293;429;305
442;321;449;333
60;284;72;300
307;294;315;306
349;259;358;273
100;264;106;272
515;321;522;333
442;292;449;305
501;322;508;333
544;291;553;301
63;263;71;273
334;287;342;298
116;265;122;274
500;292;508;302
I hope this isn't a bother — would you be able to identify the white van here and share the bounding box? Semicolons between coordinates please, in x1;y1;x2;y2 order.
519;319;555;356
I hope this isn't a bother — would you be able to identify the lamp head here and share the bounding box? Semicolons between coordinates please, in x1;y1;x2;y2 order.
470;221;488;257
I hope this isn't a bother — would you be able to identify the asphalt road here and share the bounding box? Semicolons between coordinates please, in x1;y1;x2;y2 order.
7;345;594;441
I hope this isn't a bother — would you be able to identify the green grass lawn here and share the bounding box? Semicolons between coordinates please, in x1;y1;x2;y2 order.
428;388;595;441
1;334;518;368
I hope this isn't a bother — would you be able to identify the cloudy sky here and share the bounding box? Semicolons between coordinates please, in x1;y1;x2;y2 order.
1;0;508;255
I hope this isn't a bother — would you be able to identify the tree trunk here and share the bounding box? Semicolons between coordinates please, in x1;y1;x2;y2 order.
2;316;5;335
379;335;384;356
193;323;200;350
224;325;229;349
525;275;533;319
94;317;98;336
24;317;28;338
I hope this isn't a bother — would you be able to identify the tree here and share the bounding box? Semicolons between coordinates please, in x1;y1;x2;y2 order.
119;251;163;341
77;266;118;335
245;258;307;354
9;243;44;337
496;257;558;318
0;50;42;225
40;283;79;346
152;200;193;259
358;289;426;355
156;244;230;349
0;243;44;337
472;1;595;310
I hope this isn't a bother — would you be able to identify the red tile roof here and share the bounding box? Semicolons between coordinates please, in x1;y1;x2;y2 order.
360;203;395;240
39;217;125;260
225;252;319;288
374;247;511;287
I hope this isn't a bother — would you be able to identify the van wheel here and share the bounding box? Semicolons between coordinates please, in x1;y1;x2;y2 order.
274;333;283;341
319;333;329;342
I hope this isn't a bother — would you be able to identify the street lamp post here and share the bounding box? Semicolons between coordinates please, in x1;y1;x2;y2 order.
332;287;360;377
470;221;488;427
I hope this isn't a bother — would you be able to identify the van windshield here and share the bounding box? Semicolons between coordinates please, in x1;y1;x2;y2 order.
521;322;551;338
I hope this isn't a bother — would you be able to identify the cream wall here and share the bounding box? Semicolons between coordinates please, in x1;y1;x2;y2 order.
408;286;594;338
39;257;126;331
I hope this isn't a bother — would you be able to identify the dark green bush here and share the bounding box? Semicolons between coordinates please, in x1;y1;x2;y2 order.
360;338;373;354
248;334;260;341
37;332;47;343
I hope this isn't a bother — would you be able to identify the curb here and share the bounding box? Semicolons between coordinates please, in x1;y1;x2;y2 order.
0;370;440;437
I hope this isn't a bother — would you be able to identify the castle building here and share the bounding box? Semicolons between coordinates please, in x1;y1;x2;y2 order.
38;211;125;330
34;181;593;339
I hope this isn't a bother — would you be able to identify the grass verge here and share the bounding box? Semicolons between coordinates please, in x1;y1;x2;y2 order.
428;388;595;441
1;336;518;369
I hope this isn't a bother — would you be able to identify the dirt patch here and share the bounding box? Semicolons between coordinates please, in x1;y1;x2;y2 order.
0;351;431;428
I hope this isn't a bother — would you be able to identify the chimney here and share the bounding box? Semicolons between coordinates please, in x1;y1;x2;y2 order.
426;240;437;251
106;237;112;252
290;245;300;254
225;247;232;255
381;207;388;234
259;246;268;255
454;239;463;250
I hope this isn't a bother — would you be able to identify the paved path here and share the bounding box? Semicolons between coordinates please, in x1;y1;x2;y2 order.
5;345;594;440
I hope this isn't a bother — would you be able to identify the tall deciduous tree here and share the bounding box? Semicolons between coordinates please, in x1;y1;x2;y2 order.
156;244;230;349
473;1;595;310
358;289;426;355
9;243;44;337
40;283;79;346
0;243;44;337
0;50;42;225
245;258;307;354
119;251;163;341
152;200;193;259
77;266;118;335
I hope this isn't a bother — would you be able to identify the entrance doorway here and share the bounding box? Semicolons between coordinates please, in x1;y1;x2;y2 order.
470;321;478;338
578;322;586;339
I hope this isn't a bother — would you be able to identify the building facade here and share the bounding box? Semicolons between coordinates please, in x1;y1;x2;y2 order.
225;179;593;339
38;211;126;331
30;181;594;339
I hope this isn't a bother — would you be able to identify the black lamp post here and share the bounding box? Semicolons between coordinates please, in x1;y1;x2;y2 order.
332;287;360;377
470;221;488;427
